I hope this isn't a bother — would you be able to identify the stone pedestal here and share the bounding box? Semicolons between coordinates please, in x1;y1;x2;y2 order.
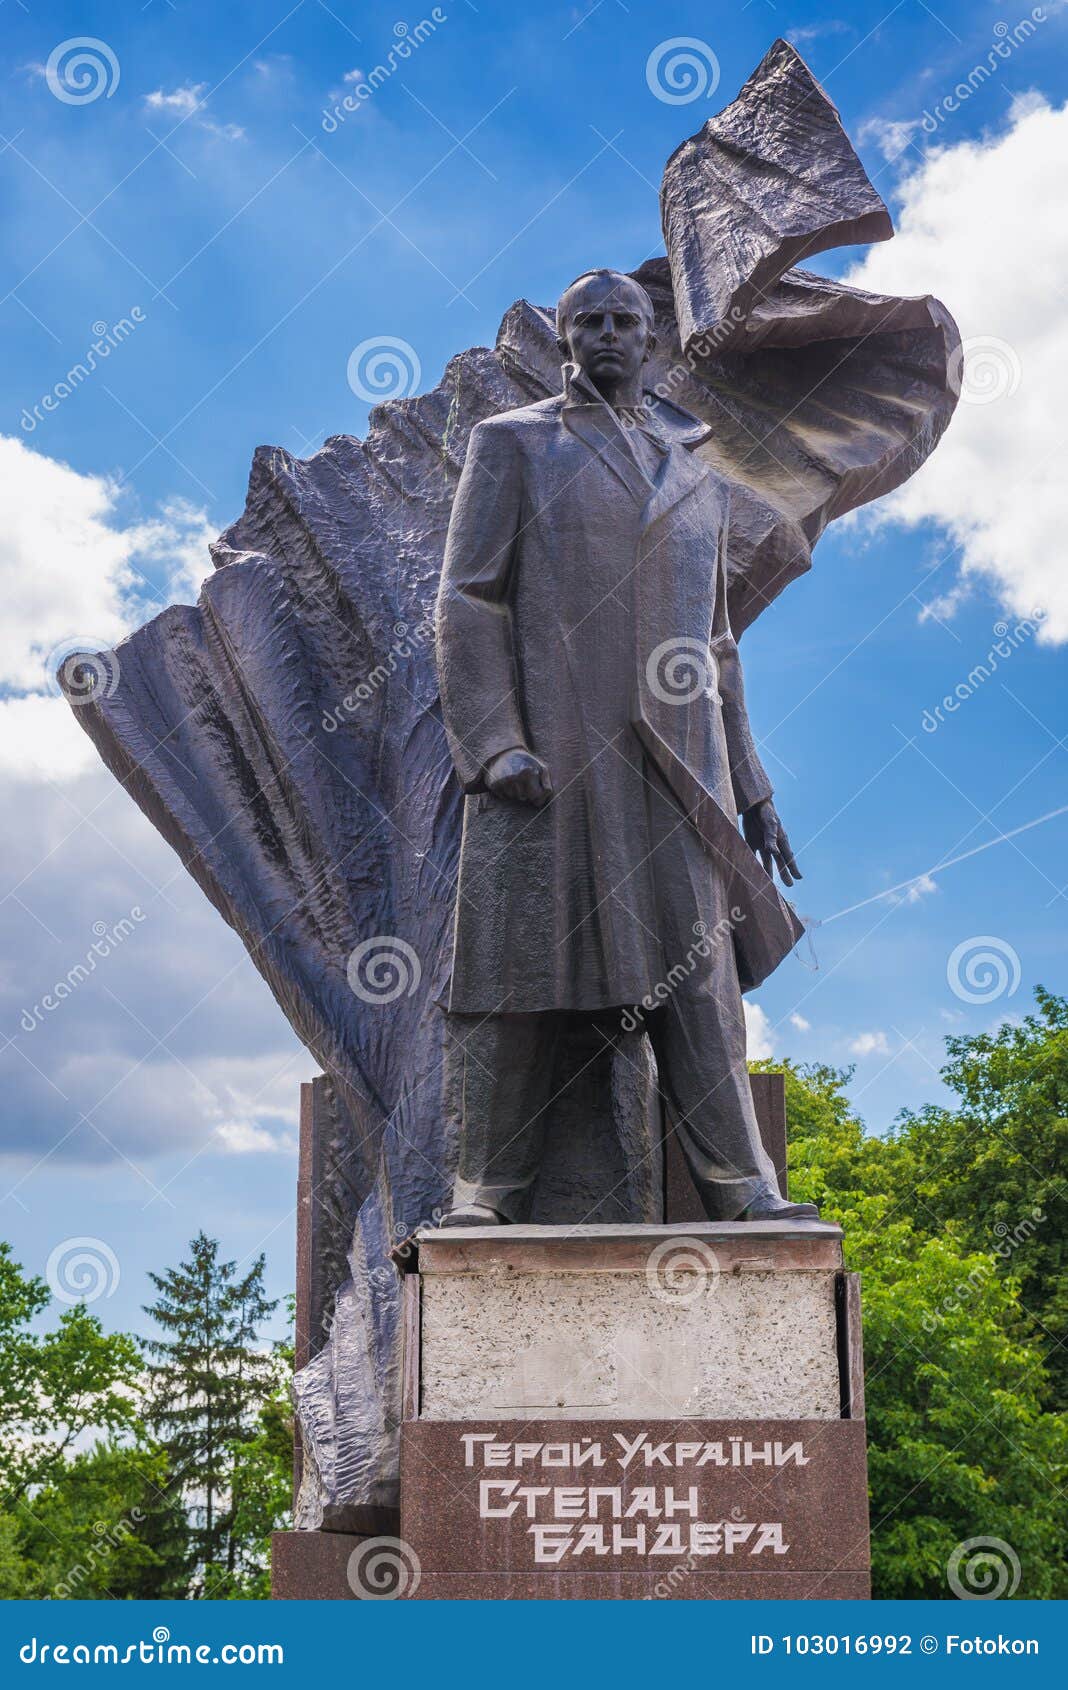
397;1222;869;1600
270;1072;870;1601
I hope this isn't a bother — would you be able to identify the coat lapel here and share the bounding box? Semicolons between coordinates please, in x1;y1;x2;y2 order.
561;402;654;507
558;363;716;536
639;439;713;540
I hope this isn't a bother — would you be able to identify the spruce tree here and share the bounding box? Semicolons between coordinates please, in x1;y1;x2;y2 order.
142;1233;277;1591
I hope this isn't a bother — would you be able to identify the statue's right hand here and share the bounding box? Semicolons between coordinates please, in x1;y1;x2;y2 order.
484;748;553;806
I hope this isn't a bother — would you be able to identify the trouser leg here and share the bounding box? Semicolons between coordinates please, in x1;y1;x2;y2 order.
447;1011;562;1222
645;953;779;1223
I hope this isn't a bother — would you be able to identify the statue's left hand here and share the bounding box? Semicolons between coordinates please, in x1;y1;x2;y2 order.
743;799;802;887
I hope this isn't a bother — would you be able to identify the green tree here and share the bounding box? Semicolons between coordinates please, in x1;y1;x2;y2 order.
761;1057;1068;1599
13;1441;190;1600
221;1326;295;1598
885;987;1068;1405
0;1242;142;1503
142;1233;278;1592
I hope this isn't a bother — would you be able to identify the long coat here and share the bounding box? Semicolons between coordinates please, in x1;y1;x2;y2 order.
435;369;804;1014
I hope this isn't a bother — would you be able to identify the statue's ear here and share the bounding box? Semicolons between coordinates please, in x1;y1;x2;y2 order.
556;337;570;361
643;330;657;360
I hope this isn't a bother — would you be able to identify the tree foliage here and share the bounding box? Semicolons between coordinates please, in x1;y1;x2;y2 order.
0;1234;289;1600
141;1232;281;1593
1;1003;1065;1599
760;994;1068;1599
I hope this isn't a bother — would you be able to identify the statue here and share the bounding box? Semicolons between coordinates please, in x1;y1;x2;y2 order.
436;266;817;1226
64;40;958;1524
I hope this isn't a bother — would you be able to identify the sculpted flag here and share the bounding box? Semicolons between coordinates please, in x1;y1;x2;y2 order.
66;40;958;1519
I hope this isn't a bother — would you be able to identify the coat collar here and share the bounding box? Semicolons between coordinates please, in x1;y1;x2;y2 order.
561;363;713;447
560;363;715;531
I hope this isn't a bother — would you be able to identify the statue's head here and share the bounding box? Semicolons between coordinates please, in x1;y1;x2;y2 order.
555;269;656;398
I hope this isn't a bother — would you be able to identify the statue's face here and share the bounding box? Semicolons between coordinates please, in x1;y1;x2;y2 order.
559;274;654;393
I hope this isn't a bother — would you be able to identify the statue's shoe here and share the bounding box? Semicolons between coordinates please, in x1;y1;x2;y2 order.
738;1192;821;1222
438;1202;507;1228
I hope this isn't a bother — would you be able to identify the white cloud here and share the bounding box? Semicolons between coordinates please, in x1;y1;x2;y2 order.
145;83;204;118
859;116;920;161
214;1120;296;1155
788;1012;811;1032
849;1031;890;1057
143;84;244;141
788;22;851;45
905;873;938;904
744;1000;774;1061
0;436;213;781
845;96;1068;641
0;768;314;1172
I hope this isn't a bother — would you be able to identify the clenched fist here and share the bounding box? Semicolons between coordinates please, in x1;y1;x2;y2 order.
484;748;554;806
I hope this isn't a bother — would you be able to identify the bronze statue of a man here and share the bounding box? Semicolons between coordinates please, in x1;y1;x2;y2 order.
435;267;818;1227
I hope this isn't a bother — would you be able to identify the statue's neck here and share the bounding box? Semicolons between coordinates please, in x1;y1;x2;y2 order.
587;374;645;410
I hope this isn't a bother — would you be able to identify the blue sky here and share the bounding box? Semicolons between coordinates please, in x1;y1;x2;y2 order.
2;0;1066;1338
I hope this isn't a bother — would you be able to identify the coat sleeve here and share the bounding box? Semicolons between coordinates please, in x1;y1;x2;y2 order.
710;517;773;815
435;418;532;792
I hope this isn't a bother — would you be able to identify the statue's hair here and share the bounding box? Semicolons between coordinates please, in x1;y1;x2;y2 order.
556;268;654;338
